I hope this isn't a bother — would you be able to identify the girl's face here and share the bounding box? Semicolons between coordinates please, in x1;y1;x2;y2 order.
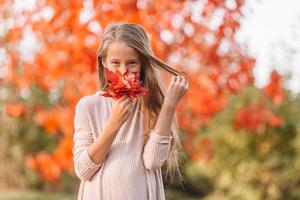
102;41;142;75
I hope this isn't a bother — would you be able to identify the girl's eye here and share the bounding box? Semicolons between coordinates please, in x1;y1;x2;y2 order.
129;62;137;65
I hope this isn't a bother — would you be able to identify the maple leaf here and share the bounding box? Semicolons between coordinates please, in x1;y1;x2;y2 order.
100;68;149;100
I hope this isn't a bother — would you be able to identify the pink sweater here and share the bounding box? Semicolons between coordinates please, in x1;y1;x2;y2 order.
73;91;173;200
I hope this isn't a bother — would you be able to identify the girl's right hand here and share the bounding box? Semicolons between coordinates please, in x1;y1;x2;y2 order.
109;95;133;128
164;75;189;109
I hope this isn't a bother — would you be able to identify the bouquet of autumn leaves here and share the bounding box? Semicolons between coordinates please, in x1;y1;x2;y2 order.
100;68;149;100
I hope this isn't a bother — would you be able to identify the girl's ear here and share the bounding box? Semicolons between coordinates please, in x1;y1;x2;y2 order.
102;58;107;68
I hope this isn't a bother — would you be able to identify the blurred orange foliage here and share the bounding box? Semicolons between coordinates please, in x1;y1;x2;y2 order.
263;70;285;105
233;102;283;134
1;0;285;182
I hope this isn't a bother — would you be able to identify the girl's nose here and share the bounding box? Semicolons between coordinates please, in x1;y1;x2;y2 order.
119;65;128;75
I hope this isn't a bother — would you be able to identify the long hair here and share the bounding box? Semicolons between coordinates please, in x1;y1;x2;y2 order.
97;22;187;184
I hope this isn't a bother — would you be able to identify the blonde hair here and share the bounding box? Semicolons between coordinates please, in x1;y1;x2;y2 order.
97;22;187;185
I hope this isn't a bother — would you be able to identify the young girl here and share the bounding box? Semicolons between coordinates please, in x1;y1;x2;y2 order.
73;22;189;200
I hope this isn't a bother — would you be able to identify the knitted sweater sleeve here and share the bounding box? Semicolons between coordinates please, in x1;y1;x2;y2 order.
73;100;102;181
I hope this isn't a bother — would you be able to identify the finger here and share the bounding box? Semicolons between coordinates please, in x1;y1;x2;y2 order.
132;97;138;102
182;76;189;89
124;101;134;112
180;76;186;86
173;76;178;85
117;95;127;102
175;75;182;85
125;98;133;106
170;76;176;85
122;97;132;106
185;79;189;90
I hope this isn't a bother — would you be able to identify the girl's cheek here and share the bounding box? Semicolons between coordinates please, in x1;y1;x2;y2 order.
108;66;117;73
107;64;116;70
132;65;142;73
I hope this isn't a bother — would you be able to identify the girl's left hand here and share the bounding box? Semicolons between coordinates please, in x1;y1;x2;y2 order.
164;75;189;109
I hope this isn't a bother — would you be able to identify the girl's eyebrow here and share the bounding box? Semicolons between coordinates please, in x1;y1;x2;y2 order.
127;58;138;62
109;58;139;62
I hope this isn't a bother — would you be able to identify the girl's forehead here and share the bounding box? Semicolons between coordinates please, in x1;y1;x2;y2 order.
106;42;139;59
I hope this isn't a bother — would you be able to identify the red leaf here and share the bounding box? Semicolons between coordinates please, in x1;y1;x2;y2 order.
101;68;149;100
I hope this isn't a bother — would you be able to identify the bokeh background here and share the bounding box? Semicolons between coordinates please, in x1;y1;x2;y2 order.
1;0;300;199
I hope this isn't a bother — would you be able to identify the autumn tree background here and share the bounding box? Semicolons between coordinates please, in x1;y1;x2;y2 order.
1;0;300;199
